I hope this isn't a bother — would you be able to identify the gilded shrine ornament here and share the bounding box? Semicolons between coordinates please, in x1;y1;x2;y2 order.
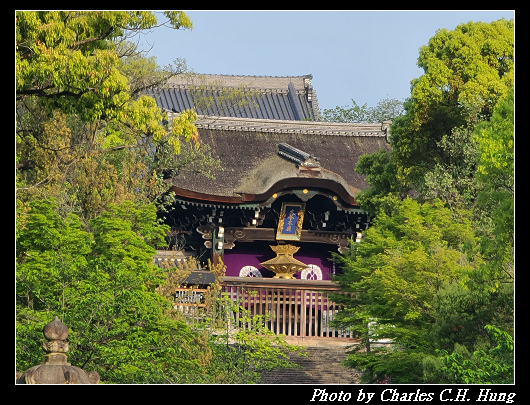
259;244;308;279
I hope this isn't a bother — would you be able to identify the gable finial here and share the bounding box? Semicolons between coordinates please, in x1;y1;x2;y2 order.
277;143;320;167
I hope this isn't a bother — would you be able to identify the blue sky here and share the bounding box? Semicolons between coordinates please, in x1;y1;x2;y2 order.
139;10;514;112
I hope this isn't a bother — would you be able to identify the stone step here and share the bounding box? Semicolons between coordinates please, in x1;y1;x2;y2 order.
260;346;362;384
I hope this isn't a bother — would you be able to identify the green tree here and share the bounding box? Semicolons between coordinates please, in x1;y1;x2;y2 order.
474;88;514;285
331;198;480;383
334;91;515;383
16;11;191;121
422;89;514;384
424;325;514;384
16;199;93;316
16;11;221;223
322;98;404;123
353;150;406;217
429;279;513;355
389;19;514;186
16;199;206;383
421;125;480;212
16;12;194;180
351;20;514;213
331;20;514;385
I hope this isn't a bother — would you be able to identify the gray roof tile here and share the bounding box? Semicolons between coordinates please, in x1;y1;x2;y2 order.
148;74;320;121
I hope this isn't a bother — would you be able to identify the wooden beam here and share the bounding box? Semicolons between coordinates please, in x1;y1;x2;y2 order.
221;276;340;291
224;227;352;249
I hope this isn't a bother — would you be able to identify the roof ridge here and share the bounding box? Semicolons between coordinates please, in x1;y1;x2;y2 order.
165;73;313;90
178;73;313;79
190;115;390;137
194;115;387;128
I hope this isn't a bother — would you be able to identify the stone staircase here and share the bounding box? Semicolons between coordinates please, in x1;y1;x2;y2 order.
260;346;362;384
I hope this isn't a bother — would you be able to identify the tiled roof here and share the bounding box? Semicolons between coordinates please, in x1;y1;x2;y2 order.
150;74;392;206
147;73;320;121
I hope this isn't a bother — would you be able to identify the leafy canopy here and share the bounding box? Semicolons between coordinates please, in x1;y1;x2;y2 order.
16;199;224;383
334;197;479;323
332;19;514;384
474;87;514;285
16;11;191;116
16;11;195;155
322;98;404;123
390;18;514;184
16;11;214;223
332;197;480;383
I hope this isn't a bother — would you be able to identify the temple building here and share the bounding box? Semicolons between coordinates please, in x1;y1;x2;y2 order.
150;74;391;340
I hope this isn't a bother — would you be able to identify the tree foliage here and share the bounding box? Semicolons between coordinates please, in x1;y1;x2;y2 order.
16;199;196;382
421;125;479;212
390;18;514;186
331;197;480;383
333;19;514;384
333;194;513;383
424;325;514;384
322;98;404;123
16;11;191;121
16;200;304;383
353;151;404;217
474;88;514;284
16;11;222;223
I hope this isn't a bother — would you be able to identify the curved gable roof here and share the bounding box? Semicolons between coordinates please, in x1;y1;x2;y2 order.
149;73;392;208
168;117;391;206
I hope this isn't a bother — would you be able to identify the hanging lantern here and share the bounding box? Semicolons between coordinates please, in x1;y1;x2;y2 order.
260;244;308;279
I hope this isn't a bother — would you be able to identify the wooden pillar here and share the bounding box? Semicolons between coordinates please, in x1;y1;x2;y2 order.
212;226;225;266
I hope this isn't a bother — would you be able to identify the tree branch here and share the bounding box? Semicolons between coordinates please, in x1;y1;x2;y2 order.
69;26;116;49
16;87;82;99
100;144;139;153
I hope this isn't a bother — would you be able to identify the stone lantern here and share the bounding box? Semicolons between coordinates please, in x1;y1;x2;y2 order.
16;316;100;384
